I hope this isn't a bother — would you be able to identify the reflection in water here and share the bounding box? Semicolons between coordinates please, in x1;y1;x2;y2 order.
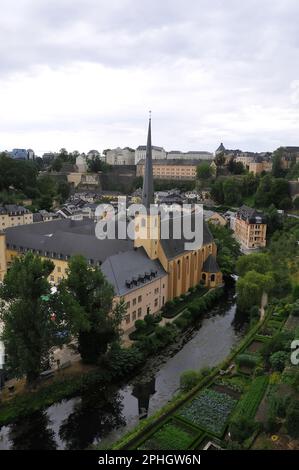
0;288;245;450
9;411;56;450
58;385;126;450
132;377;156;419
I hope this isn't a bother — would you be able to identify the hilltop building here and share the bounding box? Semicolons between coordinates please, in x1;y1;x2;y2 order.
234;205;267;250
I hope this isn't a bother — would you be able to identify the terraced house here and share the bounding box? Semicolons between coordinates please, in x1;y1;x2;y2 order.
0;119;222;333
0;204;33;229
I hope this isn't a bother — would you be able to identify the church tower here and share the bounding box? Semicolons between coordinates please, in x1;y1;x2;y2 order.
134;114;160;260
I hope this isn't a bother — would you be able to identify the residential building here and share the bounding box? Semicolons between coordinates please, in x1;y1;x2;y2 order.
10;148;35;160
203;210;227;226
0;205;33;229
167;150;213;161
106;147;135;166
234;205;267;250
278;147;299;170
136;158;200;180
135;145;166;164
248;156;272;175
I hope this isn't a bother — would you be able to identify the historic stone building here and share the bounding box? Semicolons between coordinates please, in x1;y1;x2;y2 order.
0;118;222;333
234;205;267;250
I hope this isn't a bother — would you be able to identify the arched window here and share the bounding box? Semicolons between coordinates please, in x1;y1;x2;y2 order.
211;274;215;282
202;273;206;281
177;260;181;280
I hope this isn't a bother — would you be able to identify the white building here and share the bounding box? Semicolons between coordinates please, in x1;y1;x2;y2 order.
135;145;166;164
167;150;213;161
76;154;88;173
106;147;135;166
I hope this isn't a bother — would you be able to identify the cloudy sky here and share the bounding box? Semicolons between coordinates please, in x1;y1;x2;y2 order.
1;0;299;155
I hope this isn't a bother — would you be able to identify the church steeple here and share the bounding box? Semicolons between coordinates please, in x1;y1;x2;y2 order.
142;113;154;210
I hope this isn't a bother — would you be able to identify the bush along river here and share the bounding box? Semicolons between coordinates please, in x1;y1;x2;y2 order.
0;287;246;450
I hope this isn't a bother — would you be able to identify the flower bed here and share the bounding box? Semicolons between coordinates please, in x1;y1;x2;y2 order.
177;388;237;437
138;419;200;450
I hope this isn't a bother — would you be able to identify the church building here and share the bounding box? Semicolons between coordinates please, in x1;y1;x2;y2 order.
0;118;222;333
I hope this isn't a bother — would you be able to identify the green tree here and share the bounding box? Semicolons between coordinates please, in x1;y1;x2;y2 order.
236;253;271;277
57;181;71;202
214;152;225;167
196;162;212;179
272;147;284;178
269;351;289;371
60;255;125;364
209;224;241;276
286;399;299;438
237;270;274;312
51;158;63;172
0;254;74;384
229;416;258;443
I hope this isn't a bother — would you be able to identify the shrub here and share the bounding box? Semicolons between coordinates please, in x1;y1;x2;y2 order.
135;319;146;332
236;354;259;369
180;370;201;392
269;351;289;372
286;399;299;438
229;416;258;443
173;316;189;331
291;301;299;317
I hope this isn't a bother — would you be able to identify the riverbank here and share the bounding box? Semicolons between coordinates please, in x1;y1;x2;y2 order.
0;286;226;427
110;302;274;450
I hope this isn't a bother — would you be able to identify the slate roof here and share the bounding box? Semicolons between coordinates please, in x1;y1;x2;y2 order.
5;218;133;264
0;204;31;215
203;254;220;273
101;247;167;296
237;205;267;224
160;213;214;260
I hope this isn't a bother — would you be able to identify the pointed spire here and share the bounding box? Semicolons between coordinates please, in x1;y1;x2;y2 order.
142;113;154;210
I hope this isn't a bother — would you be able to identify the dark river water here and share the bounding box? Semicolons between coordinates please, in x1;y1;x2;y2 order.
0;289;245;450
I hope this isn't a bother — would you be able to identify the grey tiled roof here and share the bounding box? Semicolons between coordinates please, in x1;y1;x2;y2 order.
160;214;214;260
5;218;133;264
203;254;220;273
0;204;31;215
101;247;166;296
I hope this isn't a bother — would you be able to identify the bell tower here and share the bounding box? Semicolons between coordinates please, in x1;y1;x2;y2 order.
134;113;160;260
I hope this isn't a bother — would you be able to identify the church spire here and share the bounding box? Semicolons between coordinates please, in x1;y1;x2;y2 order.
142;112;154;210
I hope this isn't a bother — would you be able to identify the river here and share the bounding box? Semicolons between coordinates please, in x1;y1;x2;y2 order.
0;288;245;450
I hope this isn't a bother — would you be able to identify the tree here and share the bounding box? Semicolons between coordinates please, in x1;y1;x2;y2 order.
223;178;243;205
236;253;271;277
269;351;288;371
87;155;109;173
60;255;125;364
209;224;241;276
286;399;299;438
0;254;71;384
272;147;284;178
51;158;63;172
196;163;212;179
57;181;71;202
214;152;225;167
237;270;274;312
229;416;258;443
